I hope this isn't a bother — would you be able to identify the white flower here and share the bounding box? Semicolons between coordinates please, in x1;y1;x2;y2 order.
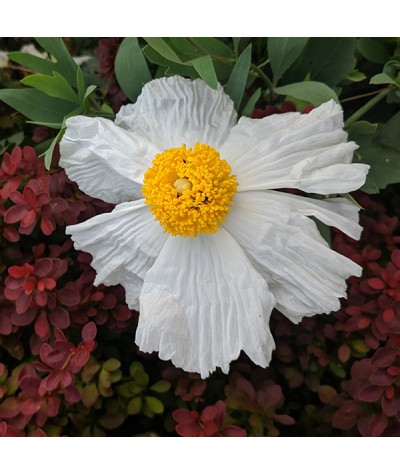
59;76;369;378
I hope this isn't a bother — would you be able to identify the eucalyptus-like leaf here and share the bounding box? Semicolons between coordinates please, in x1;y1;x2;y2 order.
115;37;152;102
225;44;252;111
21;71;79;104
190;55;218;89
274;81;338;106
268;37;308;86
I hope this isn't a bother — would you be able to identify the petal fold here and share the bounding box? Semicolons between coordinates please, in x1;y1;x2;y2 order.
116;76;237;151
135;229;275;378
66;200;167;310
223;191;362;323
221;100;369;194
60;116;159;204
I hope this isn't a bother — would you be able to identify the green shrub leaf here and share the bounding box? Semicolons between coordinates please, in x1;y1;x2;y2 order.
274;81;338;106
21;72;79;104
268;37;308;86
35;37;78;85
190;55;218;89
144;396;164;414
115;37;152;102
225;44;252;111
0;88;78;126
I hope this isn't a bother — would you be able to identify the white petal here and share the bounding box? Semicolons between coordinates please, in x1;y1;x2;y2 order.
115;76;237;151
221;100;369;194
66;200;167;310
223;191;362;323
60;116;159;204
135;229;275;378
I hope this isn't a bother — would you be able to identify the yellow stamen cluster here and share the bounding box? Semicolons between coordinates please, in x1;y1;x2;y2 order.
142;143;238;237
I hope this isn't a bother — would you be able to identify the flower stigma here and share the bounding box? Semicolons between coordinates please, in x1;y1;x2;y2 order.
142;143;238;237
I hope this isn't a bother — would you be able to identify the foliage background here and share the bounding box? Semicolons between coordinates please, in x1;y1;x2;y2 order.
1;37;400;437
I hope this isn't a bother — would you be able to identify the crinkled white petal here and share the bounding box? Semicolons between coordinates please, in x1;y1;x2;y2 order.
135;228;275;378
66;200;167;311
223;191;362;323
60;116;160;204
221;100;369;194
115;76;237;151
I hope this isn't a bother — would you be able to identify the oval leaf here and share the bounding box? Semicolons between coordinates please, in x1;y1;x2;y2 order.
268;37;308;86
225;44;252;111
274;81;338;106
115;37;152;103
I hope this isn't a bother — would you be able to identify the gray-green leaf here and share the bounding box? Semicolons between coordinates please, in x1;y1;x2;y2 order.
274;81;338;106
115;37;152;102
268;37;308;86
225;44;252;111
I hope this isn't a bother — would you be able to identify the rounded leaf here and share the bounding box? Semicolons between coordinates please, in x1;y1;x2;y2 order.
144;396;164;414
150;380;171;394
127;396;142;415
82;321;97;342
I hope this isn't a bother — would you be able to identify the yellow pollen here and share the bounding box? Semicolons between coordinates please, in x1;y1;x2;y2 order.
142;143;238;237
174;177;192;195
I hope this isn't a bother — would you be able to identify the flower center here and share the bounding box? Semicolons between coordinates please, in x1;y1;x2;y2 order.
142;143;238;237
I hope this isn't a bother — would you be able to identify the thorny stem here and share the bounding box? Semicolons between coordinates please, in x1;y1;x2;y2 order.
344;87;393;127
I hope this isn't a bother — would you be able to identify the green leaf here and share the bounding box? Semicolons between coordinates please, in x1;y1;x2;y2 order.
288;38;357;87
225;44;252;111
127;397;142;415
115;37;152;103
0;88;77;126
346;70;367;82
361;176;380;194
346;120;378;136
35;37;78;85
357;38;391;64
190;55;218;89
379;111;400;151
21;71;79;103
189;38;235;59
43;127;65;169
143;37;182;63
143;45;198;78
370;72;398;86
274;81;338;106
144;396;164;414
241;87;262;117
167;38;202;61
98;368;112;388
350;131;400;191
7;52;56;76
98;413;124;430
268;37;308;86
311;218;331;247
102;358;121;372
150;381;171;394
76;67;85;99
82;383;99;408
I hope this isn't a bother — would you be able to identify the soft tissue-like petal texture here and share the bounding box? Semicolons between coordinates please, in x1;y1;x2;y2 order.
221;100;369;194
66;200;167;310
60;116;159;204
115;76;237;151
223;191;362;322
135;228;275;378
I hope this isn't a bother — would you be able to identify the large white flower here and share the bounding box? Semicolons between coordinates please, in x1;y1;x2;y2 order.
59;76;369;378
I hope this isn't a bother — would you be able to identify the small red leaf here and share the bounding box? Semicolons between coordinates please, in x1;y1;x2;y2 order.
82;322;97;342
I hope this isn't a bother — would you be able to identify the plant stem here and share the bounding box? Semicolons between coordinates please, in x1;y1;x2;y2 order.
340;87;389;103
344;87;392;127
251;63;274;92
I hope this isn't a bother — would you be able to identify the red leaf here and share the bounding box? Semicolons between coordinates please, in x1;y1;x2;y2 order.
382;395;400;417
357;385;385;402
34;311;50;339
371;347;397;367
35;290;48;307
200;406;218;422
202;420;218;436
0;397;22;419
11;308;36;326
367;278;385;290
369;368;395;387
21;399;42;416
82;321;97;342
369;413;388;437
40;216;54;236
172;408;198;424
175;422;203;437
15;293;33;314
113;304;132;321
21;209;37;227
4;205;27;223
48;307;70;329
273;414;295;425
46;396;61;417
34;258;53;277
57;287;80;306
222;425;247;437
62;385;81;403
256;384;283;408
